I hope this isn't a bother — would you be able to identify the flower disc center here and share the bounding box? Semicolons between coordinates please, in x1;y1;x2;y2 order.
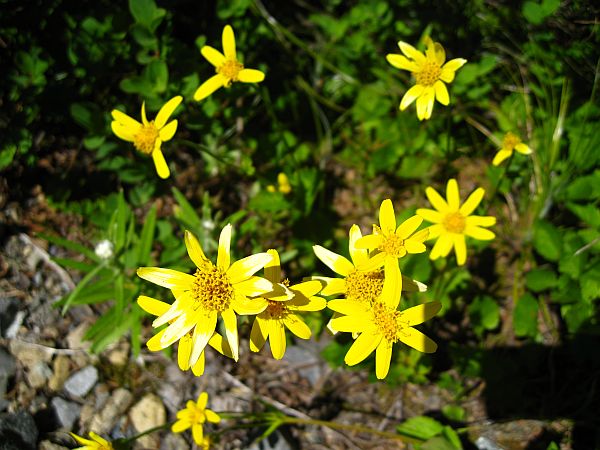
503;132;521;151
218;59;244;84
267;300;288;319
192;263;233;312
443;211;466;233
345;269;385;304
372;302;401;342
415;61;442;86
133;122;159;154
378;233;406;258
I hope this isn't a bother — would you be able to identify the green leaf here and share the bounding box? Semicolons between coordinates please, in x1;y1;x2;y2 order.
566;203;600;229
525;268;558;292
533;220;562;261
442;426;463;449
581;265;600;302
38;233;101;263
514;293;539;338
128;0;157;27
114;191;128;252
145;60;168;93
51;257;96;273
442;405;465;422
396;416;443;440
523;0;560;25
564;171;600;201
468;295;500;331
0;145;17;169
136;204;157;265
114;274;125;312
421;436;458;450
172;187;203;232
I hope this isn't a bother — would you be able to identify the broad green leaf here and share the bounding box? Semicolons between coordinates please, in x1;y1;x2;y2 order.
396;416;443;440
0;145;17;169
533;220;562;261
514;293;539;338
525;268;558;292
128;0;157;27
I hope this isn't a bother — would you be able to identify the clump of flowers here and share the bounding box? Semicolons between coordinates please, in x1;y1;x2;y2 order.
267;172;292;194
493;132;533;166
172;392;220;446
417;179;496;266
250;249;326;359
194;25;265;101
111;96;182;179
386;37;466;120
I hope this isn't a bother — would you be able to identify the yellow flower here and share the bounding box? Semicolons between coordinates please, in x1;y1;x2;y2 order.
266;173;291;194
137;227;274;364
329;263;441;379
354;199;429;291
249;249;326;359
69;432;113;450
417;179;496;266
172;392;220;446
137;295;234;376
111;96;182;179
492;132;532;166
194;25;265;101
313;224;427;303
386;37;466;120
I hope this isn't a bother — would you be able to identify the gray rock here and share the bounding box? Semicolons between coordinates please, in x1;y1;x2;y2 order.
0;347;16;410
475;436;505;450
89;388;133;434
8;340;53;366
0;410;38;450
0;299;19;338
51;397;81;429
160;433;190;450
285;345;321;386
64;366;98;397
26;361;52;389
39;441;69;450
247;431;292;450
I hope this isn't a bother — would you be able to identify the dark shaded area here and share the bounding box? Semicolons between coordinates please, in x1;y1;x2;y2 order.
0;410;38;450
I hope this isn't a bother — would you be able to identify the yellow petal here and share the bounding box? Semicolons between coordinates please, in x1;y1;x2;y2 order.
249;315;267;352
442;58;467;72
345;331;382;366
515;143;532;154
159;120;178;141
111;121;137;142
386;53;420;72
152;146;170;179
380;259;401;308
433;41;446;65
268;319;286;359
354;234;383;250
160;315;196;348
492;149;512;166
155;96;182;129
69;433;95;446
111;109;141;129
208;332;234;358
189;311;218;366
184;230;208;269
232;293;268;315
217;224;232;271
201;45;225;67
379;199;397;232
453;233;467;265
348;224;368;267
205;409;221;423
222;25;236;60
466;215;496;227
264;249;281;283
404;239;426;254
396;215;423;239
171;419;190;433
312;245;354;277
429;234;453;260
221;308;239;361
235;276;273;297
191;351;205;376
137;267;195;290
375;340;393;379
400;84;425;111
464;225;496;240
460;187;485;216
434;80;449;106
425;186;449;213
194;74;225;101
398;41;426;64
192;423;204;446
177;334;193;371
439;68;456;83
398;328;438;353
318;277;346;296
426;224;444;240
291;294;327;312
416;208;442;224
283;314;311;339
355;252;385;272
290;280;323;299
137;295;170;317
228;252;273;284
327;299;369;315
330;314;368;333
401;301;442;326
416;87;434;120
238;68;265;83
446;179;460;210
147;329;166;351
141;101;148;125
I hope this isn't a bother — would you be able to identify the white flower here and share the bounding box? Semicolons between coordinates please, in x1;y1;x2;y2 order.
95;240;114;260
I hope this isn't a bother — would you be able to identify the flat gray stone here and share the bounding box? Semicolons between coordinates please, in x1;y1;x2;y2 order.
64;366;98;397
0;410;38;450
51;397;81;429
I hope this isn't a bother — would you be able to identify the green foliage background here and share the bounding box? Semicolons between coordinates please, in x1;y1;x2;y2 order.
1;0;599;447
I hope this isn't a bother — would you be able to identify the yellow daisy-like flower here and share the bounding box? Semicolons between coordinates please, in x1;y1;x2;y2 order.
386;37;466;120
137;226;273;364
69;432;113;450
354;199;429;291
329;263;441;379
194;25;265;101
417;179;496;266
172;392;220;446
111;96;182;179
492;132;533;166
313;224;427;303
137;295;234;376
249;249;326;359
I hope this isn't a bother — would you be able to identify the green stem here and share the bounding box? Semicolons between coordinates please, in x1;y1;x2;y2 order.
488;152;514;200
123;422;173;443
176;138;230;165
280;417;424;444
